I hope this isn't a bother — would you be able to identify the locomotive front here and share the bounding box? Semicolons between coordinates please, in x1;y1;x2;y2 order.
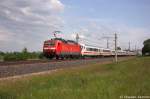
43;39;56;58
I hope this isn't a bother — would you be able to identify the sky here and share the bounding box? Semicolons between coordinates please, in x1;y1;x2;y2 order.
0;0;150;52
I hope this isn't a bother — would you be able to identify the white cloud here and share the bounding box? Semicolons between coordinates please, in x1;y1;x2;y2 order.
66;18;150;49
0;28;14;41
0;0;149;51
117;26;150;49
49;0;64;12
0;0;65;51
21;7;31;16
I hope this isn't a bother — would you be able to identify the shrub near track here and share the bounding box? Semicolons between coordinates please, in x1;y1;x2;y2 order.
0;57;150;99
3;52;44;61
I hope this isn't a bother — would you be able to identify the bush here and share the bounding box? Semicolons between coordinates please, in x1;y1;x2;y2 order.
4;53;16;61
29;52;39;59
142;39;150;56
3;52;28;61
39;53;45;59
0;55;3;61
3;52;45;61
2;48;45;61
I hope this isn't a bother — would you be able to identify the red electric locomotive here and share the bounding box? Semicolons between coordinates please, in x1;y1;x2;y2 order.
43;38;81;59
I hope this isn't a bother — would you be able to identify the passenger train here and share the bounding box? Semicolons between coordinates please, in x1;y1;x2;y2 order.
43;38;136;59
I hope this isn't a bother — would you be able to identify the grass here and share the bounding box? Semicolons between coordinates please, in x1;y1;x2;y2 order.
0;57;150;99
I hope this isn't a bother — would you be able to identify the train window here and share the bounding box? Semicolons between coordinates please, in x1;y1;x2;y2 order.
86;48;91;51
99;49;101;52
103;50;110;52
94;48;98;52
86;48;98;52
86;48;90;51
51;42;55;46
44;41;55;46
93;48;95;51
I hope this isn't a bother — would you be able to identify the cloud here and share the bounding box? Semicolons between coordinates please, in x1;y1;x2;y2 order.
117;26;150;49
65;18;150;49
0;0;65;51
0;28;14;42
49;0;64;12
0;0;149;51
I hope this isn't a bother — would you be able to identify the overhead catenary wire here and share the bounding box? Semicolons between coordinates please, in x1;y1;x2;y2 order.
78;33;115;49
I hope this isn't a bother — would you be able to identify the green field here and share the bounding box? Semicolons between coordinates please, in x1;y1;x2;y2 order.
0;57;150;99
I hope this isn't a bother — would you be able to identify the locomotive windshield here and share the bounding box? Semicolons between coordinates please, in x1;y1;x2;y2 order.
49;41;55;46
44;40;55;46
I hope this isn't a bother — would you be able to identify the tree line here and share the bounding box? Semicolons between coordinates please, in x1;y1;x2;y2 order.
142;39;150;56
0;48;45;61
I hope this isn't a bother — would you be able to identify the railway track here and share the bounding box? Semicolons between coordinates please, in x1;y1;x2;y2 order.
0;59;59;66
0;57;106;66
0;59;91;66
0;57;133;79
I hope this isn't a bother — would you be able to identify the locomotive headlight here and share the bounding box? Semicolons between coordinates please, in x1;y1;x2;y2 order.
50;47;56;50
43;47;56;50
